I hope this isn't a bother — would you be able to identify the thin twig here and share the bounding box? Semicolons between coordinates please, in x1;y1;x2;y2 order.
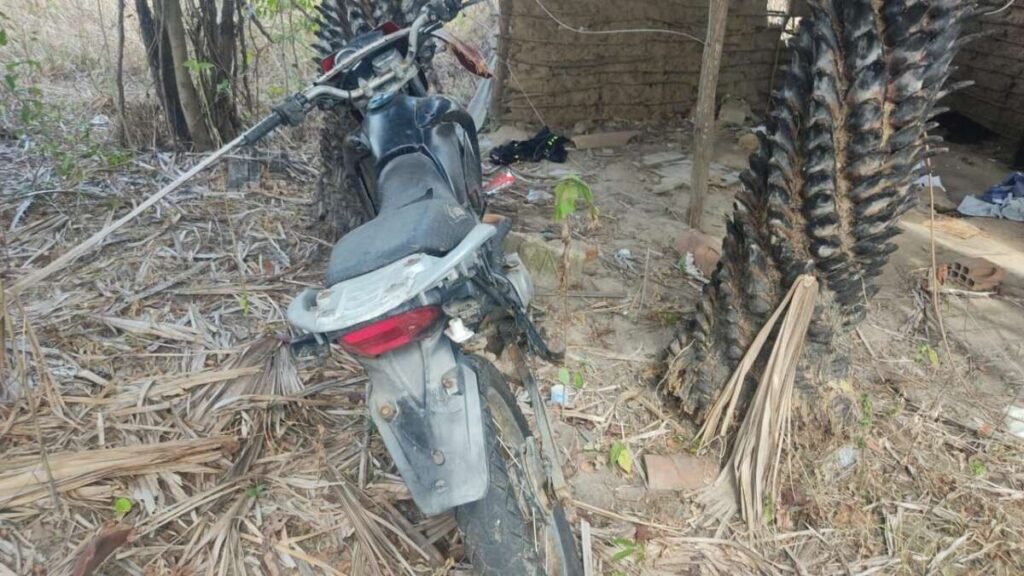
532;0;705;43
924;150;969;399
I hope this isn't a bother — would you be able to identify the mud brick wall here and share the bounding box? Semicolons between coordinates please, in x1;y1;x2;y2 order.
948;3;1024;141
498;0;785;126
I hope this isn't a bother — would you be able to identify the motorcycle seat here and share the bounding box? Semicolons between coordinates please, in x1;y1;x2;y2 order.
326;154;476;286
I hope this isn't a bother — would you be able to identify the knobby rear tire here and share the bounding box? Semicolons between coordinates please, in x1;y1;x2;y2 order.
456;357;582;576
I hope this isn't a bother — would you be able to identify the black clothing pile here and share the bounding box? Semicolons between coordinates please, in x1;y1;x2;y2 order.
489;126;569;166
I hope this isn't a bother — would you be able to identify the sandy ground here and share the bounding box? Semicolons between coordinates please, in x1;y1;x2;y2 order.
479;120;1024;572
3;76;1023;573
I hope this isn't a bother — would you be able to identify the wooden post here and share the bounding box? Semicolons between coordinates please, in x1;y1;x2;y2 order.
687;0;731;230
490;0;512;126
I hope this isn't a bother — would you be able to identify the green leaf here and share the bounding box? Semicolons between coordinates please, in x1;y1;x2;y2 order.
970;460;986;477
610;538;640;562
762;495;775;525
611;547;635;562
113;497;133;518
0;29;8;47
573;372;585;390
916;343;940;367
557;367;570;387
183;58;214;73
246;484;266;498
609;441;632;474
553;175;593;222
859;393;873;429
553;184;578;222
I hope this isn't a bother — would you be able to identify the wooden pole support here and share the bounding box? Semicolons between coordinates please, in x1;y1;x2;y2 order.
687;0;731;230
490;0;512;126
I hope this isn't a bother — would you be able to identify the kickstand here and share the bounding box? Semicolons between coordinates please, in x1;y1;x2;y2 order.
508;342;571;504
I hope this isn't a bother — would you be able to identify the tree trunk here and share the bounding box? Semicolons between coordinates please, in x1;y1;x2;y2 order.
136;0;189;144
217;0;239;140
163;0;214;150
116;0;127;146
686;0;730;230
199;0;239;142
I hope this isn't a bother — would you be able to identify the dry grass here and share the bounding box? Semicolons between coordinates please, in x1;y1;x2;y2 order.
0;131;463;573
1;0;319;148
4;116;1023;574
483;131;1024;574
0;4;494;570
3;2;1023;574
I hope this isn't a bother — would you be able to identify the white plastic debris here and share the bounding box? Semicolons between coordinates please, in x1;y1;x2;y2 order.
614;248;635;271
914;173;944;190
550;384;568;406
445;318;474;344
1007;404;1024;440
527;189;552;204
822;444;860;480
680;252;709;283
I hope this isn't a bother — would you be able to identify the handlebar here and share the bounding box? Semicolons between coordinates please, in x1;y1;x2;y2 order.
242;0;487;147
241;113;283;146
312;10;431;89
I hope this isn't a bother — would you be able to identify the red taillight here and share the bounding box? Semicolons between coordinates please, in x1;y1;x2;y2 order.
340;307;441;356
320;53;336;74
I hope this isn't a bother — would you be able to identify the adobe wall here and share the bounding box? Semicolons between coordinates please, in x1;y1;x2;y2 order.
498;0;784;126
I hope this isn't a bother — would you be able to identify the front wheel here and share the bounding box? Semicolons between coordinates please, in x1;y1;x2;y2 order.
311;108;372;242
456;357;583;576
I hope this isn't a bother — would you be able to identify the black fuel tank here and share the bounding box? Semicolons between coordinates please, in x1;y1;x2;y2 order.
360;92;482;211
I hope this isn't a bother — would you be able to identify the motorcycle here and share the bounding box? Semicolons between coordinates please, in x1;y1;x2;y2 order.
242;1;583;573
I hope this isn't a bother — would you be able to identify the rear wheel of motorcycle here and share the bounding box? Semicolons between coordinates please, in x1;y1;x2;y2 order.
310;1;380;242
457;357;582;576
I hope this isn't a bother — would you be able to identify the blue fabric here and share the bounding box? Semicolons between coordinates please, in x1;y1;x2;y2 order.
980;172;1024;205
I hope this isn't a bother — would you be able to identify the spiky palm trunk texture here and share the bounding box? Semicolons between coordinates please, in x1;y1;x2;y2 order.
668;0;976;425
309;1;431;240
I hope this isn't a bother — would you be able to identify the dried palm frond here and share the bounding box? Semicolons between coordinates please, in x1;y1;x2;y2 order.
181;336;302;423
0;436;233;509
327;465;420;576
698;275;819;528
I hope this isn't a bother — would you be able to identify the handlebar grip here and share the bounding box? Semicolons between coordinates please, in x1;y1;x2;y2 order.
241;112;283;146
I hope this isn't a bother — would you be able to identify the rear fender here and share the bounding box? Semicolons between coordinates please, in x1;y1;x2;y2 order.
362;329;488;516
